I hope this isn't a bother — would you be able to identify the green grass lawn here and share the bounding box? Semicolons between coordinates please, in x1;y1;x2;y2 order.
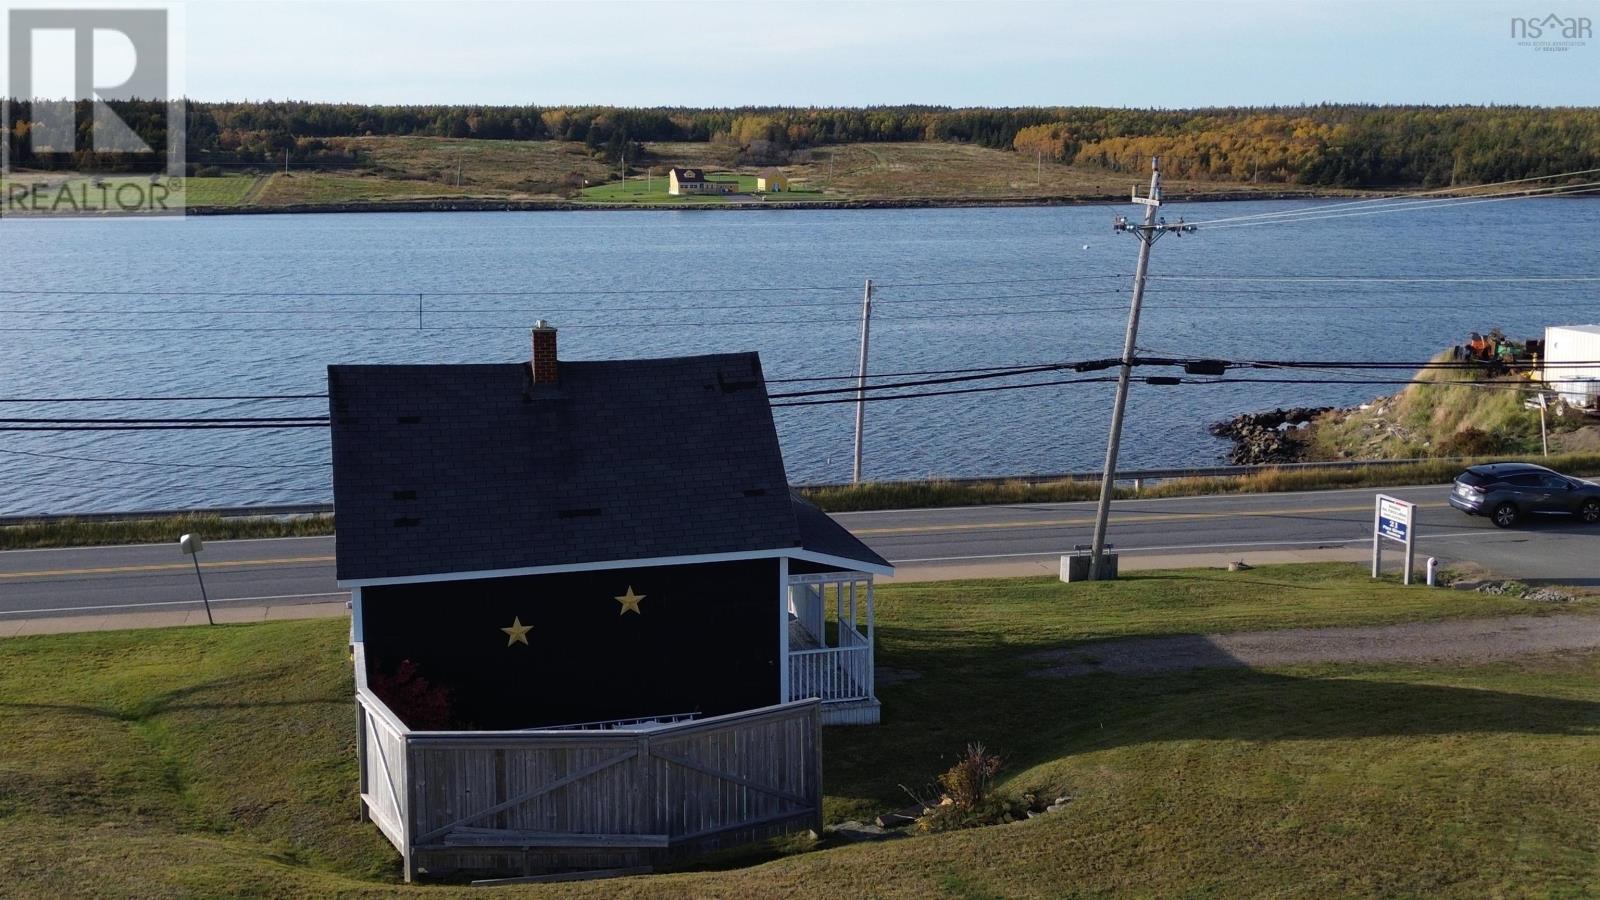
3;564;1598;896
183;176;258;207
253;172;473;205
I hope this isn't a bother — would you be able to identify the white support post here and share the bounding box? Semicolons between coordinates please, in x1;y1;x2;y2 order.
1403;525;1415;586
1371;500;1382;578
866;580;876;700
848;581;858;636
350;586;363;643
778;558;790;704
838;582;851;643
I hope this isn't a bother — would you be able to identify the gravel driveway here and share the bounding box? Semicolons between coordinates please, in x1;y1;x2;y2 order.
1033;614;1600;677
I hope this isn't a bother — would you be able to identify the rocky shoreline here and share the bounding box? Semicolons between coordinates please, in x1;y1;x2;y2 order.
1209;406;1332;465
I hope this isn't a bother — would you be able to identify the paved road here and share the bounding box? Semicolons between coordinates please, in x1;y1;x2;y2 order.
2;483;1595;621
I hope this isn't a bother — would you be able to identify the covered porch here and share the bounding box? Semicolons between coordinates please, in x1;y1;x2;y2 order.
786;570;879;724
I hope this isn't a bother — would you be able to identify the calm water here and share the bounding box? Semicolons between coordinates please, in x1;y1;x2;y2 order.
2;199;1598;514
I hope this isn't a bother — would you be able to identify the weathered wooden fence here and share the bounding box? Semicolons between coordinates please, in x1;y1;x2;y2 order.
354;646;823;881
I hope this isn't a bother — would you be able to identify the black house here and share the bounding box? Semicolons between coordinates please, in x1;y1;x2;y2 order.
330;323;892;731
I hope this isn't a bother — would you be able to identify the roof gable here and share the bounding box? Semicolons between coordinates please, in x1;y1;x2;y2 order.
328;352;800;581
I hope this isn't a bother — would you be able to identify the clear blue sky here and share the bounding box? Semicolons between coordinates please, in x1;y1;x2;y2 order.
181;0;1600;106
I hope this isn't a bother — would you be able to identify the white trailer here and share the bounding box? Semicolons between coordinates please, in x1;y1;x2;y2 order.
1544;325;1600;410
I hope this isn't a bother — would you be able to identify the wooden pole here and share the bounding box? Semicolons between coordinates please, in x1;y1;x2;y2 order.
851;279;873;484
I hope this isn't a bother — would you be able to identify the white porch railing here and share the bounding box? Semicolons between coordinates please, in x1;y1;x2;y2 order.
785;574;876;707
788;637;872;703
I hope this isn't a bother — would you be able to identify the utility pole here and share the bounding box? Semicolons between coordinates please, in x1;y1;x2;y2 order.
457;157;463;188
1037;148;1042;188
852;278;874;484
1086;156;1196;580
283;150;289;176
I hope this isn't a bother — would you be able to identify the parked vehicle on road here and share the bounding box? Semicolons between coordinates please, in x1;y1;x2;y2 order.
1449;463;1600;528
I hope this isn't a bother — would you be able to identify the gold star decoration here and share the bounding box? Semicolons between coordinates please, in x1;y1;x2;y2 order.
501;616;532;646
614;586;646;615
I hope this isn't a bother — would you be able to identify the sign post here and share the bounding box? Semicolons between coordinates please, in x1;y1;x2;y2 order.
180;533;215;625
1372;494;1416;585
1525;392;1549;457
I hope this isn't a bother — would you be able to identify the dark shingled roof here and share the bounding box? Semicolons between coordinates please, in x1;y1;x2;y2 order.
328;352;882;582
790;493;889;571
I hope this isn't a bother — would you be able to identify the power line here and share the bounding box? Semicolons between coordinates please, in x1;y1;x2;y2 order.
0;289;1124;317
1184;166;1600;227
0;318;864;332
0;284;862;298
872;275;1126;289
767;363;1088;399
1147;274;1600;283
0;446;330;469
0;423;332;431
0;417;327;425
9;357;1591;407
0;394;327;403
766;360;1080;383
771;375;1121;407
1198;180;1600;230
0;368;1565;424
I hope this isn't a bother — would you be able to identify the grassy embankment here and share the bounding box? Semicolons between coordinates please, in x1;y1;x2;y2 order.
7;448;1600;549
3;563;1599;897
1305;351;1583;460
6;138;1370;213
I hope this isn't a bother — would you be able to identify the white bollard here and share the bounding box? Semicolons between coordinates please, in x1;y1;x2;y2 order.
1426;557;1438;587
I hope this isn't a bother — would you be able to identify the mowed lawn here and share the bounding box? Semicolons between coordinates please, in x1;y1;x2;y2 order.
252;172;475;205
3;564;1599;897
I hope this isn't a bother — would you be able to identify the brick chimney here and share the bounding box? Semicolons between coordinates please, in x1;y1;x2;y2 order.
531;321;558;385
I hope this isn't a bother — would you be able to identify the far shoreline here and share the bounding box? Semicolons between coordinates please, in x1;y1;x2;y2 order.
178;188;1400;217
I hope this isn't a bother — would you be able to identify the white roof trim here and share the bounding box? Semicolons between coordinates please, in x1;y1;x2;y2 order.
787;549;894;577
339;548;782;588
338;546;892;588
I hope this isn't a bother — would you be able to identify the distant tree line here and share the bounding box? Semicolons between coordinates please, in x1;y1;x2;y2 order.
1011;106;1600;187
5;101;1599;187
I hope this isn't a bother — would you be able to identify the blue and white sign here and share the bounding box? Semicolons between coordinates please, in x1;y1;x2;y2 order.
1377;496;1411;543
1372;494;1418;584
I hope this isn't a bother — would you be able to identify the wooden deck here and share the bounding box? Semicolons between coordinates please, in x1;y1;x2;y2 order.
355;645;822;881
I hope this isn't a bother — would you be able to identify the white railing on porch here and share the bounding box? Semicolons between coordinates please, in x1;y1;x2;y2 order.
785;573;876;707
788;640;871;703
